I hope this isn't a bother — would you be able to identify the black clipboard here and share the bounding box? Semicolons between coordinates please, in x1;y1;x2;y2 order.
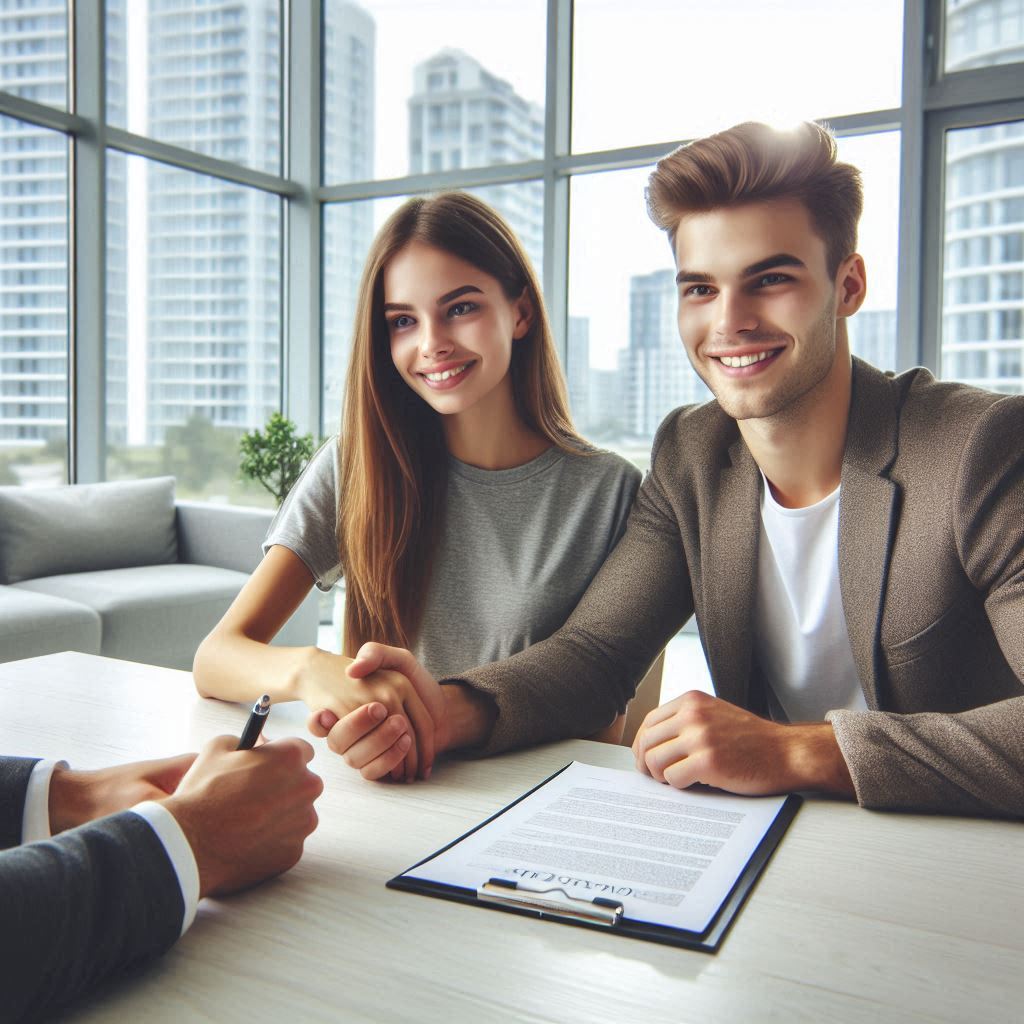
387;762;802;953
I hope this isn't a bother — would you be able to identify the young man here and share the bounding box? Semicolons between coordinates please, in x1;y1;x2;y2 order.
1;735;322;1020
319;121;1023;819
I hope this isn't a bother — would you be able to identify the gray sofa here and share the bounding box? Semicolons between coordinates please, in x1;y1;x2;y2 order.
0;476;319;670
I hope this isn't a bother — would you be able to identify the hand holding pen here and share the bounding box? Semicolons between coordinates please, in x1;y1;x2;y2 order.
237;694;272;750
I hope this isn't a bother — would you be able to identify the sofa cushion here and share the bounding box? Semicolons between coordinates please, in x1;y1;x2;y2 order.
0;477;178;585
13;564;249;671
0;585;102;665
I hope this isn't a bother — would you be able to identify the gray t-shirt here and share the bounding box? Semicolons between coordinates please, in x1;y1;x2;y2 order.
264;439;641;679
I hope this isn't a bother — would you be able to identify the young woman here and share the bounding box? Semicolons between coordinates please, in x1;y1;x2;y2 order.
193;192;640;778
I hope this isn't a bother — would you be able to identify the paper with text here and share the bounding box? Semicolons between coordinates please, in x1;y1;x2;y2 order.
403;762;789;933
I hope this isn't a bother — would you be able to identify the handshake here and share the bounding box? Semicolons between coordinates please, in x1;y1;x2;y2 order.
299;643;492;782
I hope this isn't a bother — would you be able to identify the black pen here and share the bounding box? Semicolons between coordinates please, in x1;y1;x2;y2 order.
237;694;271;750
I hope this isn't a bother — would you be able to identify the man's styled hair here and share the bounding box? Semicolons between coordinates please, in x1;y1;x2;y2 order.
646;121;864;276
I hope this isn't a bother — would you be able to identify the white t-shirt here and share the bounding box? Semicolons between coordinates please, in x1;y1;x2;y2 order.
752;476;867;723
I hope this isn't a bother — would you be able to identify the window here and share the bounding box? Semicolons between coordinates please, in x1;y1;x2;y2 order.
0;0;1020;501
322;0;546;183
104;155;282;503
0;1;67;110
106;0;282;175
941;119;1024;392
945;0;1024;71
572;0;903;155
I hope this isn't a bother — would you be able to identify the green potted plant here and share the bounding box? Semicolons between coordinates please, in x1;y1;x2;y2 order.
239;412;316;506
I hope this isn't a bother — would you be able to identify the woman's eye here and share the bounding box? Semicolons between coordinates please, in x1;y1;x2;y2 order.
448;301;478;317
389;314;414;331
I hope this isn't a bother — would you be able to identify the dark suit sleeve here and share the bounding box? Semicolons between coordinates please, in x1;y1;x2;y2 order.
0;811;185;1022
0;757;39;850
450;420;695;754
831;395;1024;817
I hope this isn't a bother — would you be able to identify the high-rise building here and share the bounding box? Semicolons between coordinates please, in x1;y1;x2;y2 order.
0;1;74;463
141;0;284;444
408;49;543;269
623;268;710;437
849;308;897;370
942;0;1024;394
566;315;590;430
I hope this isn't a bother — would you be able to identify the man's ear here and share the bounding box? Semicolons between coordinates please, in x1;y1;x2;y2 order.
512;288;535;340
835;253;867;318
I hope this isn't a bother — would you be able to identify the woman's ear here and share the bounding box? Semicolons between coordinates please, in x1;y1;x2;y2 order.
512;288;535;340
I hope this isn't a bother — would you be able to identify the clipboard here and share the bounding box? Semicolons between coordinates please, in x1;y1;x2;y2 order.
387;762;802;952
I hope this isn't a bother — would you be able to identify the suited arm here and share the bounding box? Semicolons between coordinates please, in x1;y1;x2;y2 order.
449;433;694;755
830;395;1024;817
0;757;37;850
0;812;184;1022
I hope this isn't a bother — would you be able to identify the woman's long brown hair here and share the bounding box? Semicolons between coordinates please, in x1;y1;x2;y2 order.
337;191;588;656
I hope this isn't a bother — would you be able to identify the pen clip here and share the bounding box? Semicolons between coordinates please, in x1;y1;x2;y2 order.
477;878;624;927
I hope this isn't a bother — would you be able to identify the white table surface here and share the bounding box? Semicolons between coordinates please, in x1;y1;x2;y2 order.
1;651;1022;1024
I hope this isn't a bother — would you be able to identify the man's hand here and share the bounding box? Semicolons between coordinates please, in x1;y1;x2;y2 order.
308;643;445;782
632;690;855;797
163;735;322;898
48;753;198;834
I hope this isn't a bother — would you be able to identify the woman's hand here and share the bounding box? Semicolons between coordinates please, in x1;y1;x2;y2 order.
300;644;444;781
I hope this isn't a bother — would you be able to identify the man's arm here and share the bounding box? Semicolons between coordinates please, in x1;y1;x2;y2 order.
829;395;1024;817
0;757;37;850
0;809;186;1022
0;750;201;1022
0;738;322;1019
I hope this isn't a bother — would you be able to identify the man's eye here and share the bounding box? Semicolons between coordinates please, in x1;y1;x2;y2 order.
757;273;789;287
449;301;478;317
684;285;714;298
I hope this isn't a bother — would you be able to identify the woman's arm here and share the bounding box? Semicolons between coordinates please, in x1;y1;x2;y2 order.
192;546;439;777
193;545;329;704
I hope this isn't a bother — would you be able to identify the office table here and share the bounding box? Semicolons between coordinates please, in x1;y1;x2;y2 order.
1;651;1021;1023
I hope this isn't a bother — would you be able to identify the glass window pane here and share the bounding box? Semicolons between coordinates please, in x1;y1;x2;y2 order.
322;182;544;437
105;0;282;175
0;1;68;111
322;0;546;184
568;134;901;460
941;120;1024;394
0;115;68;486
106;154;282;504
841;131;901;372
572;0;903;155
568;167;691;466
945;0;1024;71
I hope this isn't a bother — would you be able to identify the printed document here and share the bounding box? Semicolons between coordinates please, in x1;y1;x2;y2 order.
402;762;789;933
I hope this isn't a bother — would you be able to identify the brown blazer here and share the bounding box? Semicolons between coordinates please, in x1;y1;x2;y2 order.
455;359;1024;817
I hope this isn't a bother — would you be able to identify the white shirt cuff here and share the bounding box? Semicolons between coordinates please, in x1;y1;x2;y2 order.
22;759;68;843
130;801;201;937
